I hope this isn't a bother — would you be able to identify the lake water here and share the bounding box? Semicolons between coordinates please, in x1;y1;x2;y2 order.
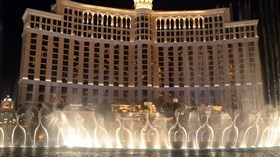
0;147;279;157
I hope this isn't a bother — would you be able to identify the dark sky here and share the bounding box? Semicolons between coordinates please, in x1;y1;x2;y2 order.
0;0;226;100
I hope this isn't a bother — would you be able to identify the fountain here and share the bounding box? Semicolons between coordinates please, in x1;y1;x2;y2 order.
0;104;279;149
33;112;49;147
0;96;279;157
116;116;134;148
221;112;239;148
168;111;187;149
140;113;160;149
11;114;26;147
195;110;214;148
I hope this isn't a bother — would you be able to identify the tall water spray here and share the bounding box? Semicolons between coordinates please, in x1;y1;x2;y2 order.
0;105;279;149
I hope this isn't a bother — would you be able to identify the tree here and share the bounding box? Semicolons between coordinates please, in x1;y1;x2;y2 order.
96;98;111;117
153;97;164;111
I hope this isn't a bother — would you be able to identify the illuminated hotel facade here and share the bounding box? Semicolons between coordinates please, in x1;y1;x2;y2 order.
18;0;264;111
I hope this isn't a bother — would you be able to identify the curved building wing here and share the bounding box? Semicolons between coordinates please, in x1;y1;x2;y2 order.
18;0;264;111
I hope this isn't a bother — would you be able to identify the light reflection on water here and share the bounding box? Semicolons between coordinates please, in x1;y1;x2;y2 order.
0;147;279;157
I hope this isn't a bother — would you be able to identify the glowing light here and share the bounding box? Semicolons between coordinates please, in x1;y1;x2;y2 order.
38;134;45;140
6;103;280;149
134;0;153;10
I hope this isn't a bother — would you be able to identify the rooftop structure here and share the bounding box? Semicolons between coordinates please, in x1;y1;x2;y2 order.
1;95;14;109
134;0;153;10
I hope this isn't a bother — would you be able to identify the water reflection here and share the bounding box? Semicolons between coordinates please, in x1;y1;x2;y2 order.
0;147;279;157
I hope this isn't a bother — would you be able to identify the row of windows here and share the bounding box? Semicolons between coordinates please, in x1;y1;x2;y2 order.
135;15;153;40
225;25;256;39
82;12;131;29
155;43;257;87
25;83;238;106
29;14;131;41
64;9;132;41
27;34;135;86
156;25;256;43
156;16;223;30
29;13;256;43
156;29;224;43
64;8;132;28
30;15;62;32
26;33;257;88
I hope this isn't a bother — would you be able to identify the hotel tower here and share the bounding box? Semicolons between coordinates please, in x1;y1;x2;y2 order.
18;0;264;111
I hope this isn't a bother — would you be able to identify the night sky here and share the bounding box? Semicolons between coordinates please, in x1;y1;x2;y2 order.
0;0;279;105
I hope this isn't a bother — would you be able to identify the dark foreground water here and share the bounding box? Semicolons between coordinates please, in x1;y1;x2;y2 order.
0;147;279;157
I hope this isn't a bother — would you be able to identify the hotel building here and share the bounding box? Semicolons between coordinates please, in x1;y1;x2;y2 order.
18;0;264;111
